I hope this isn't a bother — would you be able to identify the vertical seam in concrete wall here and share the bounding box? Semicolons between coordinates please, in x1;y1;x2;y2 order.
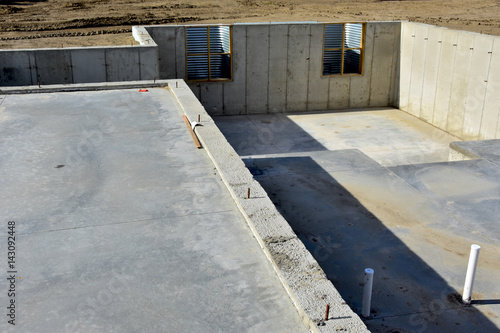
326;75;331;109
458;43;475;137
347;78;351;108
175;29;179;79
28;52;34;85
427;30;443;123
390;23;401;107
368;24;376;106
33;52;39;85
244;29;248;114
306;25;311;110
443;33;458;131
138;47;142;80
104;48;109;82
431;34;444;124
69;50;75;84
477;42;495;137
417;30;429;118
266;25;271;113
285;24;290;112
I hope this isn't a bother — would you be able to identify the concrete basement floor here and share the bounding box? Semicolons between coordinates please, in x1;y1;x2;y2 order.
215;109;500;333
0;88;308;333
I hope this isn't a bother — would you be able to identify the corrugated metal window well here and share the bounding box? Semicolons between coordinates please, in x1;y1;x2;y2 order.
323;23;365;76
186;26;232;81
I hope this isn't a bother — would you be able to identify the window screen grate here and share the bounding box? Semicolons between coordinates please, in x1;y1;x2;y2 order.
186;26;232;81
323;23;365;76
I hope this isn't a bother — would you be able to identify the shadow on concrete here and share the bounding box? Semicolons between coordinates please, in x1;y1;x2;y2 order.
473;300;500;305
245;155;499;333
214;114;327;156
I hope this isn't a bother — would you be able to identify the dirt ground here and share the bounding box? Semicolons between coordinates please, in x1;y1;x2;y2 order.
0;0;499;49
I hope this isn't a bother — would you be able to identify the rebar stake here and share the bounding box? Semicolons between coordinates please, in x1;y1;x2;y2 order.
325;304;330;321
247;188;250;199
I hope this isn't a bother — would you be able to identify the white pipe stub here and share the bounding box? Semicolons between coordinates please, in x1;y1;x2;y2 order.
462;244;481;305
362;268;374;318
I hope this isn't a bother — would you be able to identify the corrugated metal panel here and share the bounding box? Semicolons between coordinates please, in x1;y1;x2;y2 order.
345;23;363;49
187;55;209;80
210;54;231;79
209;26;231;53
186;27;208;54
186;26;231;81
323;50;342;75
343;49;361;74
324;24;343;49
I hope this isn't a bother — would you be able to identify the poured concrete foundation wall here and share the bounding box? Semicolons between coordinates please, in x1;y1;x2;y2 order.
0;29;159;86
146;22;401;115
399;22;500;140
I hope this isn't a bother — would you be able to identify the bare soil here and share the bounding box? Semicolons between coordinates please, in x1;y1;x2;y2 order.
0;0;499;49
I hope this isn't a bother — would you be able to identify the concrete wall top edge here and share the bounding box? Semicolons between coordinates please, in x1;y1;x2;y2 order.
402;21;499;38
132;26;158;46
0;79;175;94
145;20;402;28
0;44;156;53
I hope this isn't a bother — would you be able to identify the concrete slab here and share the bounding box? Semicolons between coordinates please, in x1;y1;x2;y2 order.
216;108;459;167
451;139;500;167
0;87;308;333
214;109;500;332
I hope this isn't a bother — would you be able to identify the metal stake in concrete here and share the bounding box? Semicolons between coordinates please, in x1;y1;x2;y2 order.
462;244;481;305
324;304;330;321
362;268;374;318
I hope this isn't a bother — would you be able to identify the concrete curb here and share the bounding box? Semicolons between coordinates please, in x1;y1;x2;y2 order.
168;80;369;333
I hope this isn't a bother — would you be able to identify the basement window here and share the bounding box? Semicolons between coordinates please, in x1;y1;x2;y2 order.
186;26;232;81
323;23;365;76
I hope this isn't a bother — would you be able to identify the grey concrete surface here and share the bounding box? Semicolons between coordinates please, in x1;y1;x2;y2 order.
451;139;500;166
215;110;500;333
399;22;500;141
0;28;158;86
215;108;459;167
0;87;309;332
171;80;369;332
146;22;401;115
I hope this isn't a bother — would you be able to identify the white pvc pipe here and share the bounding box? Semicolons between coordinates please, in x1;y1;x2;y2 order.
362;268;374;318
463;244;481;304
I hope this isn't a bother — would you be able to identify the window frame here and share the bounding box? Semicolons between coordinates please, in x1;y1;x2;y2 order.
322;22;366;76
185;25;233;82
